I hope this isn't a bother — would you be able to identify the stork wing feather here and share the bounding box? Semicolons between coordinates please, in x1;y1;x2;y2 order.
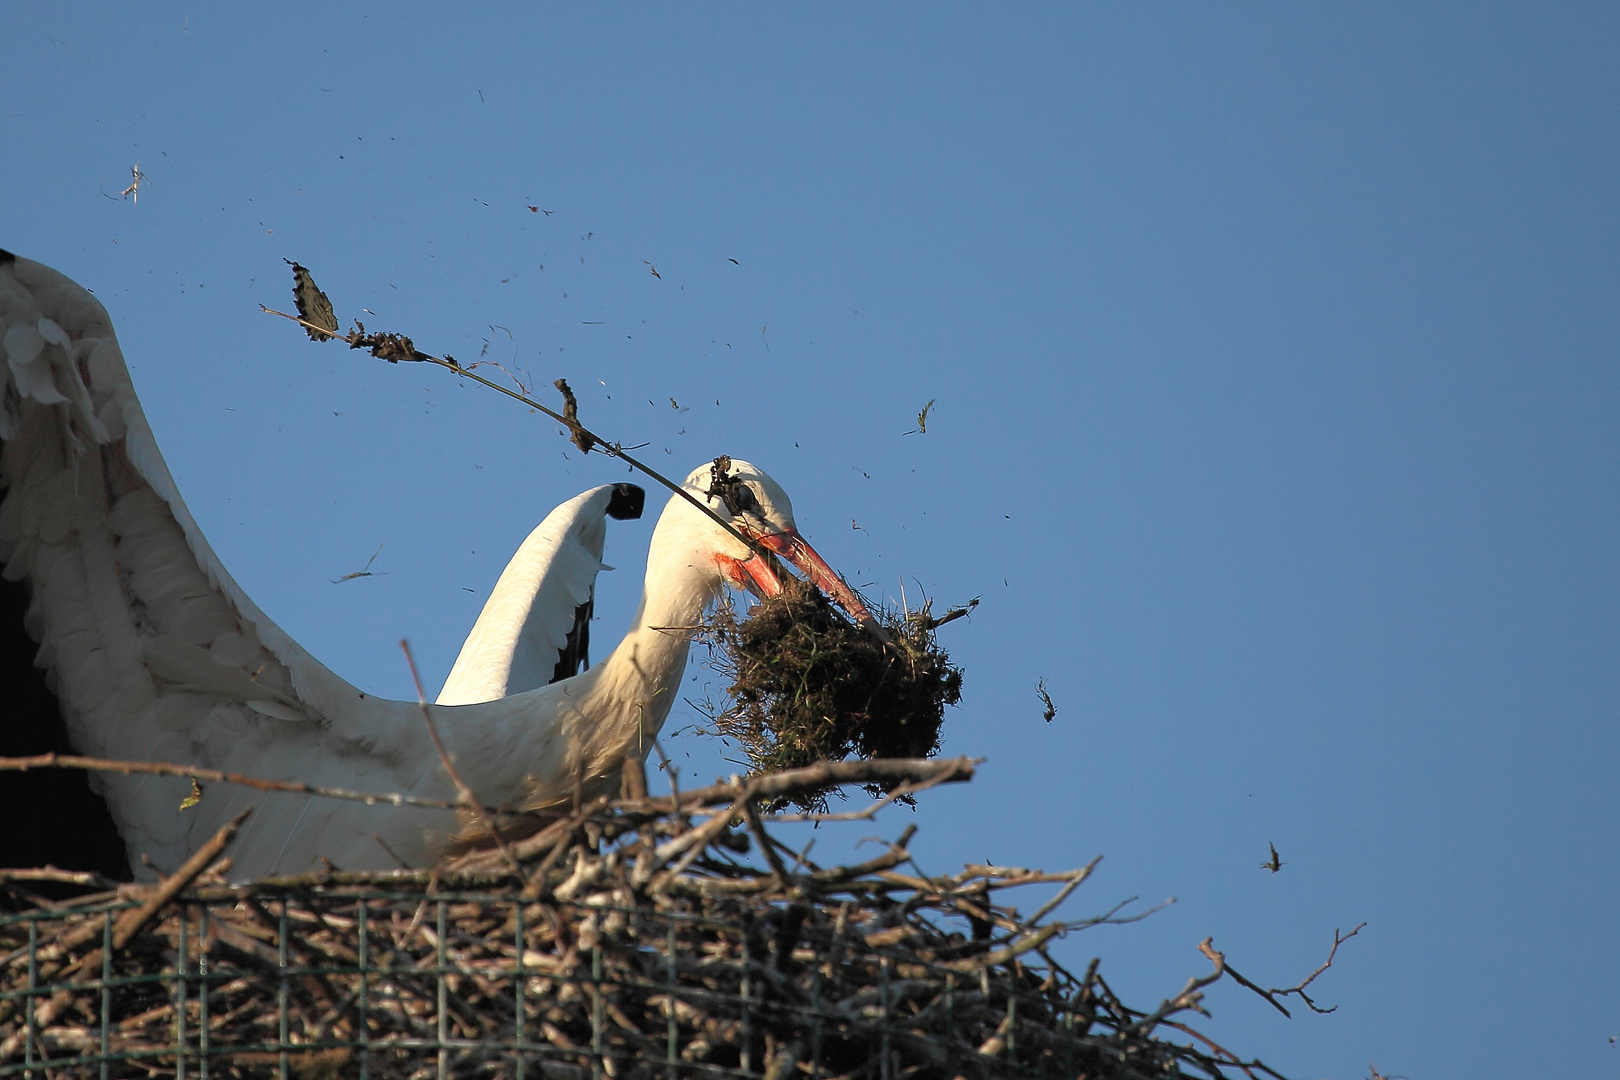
437;482;644;705
0;254;659;882
0;253;457;879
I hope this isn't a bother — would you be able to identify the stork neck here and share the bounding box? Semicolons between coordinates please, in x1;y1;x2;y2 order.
583;525;725;758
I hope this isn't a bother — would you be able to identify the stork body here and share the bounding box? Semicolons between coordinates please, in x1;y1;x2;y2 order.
0;253;868;880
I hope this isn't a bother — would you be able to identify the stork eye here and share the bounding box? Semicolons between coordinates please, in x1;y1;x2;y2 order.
706;456;760;517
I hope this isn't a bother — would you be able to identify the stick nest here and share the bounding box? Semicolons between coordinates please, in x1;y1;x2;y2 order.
702;579;964;812
0;760;1285;1080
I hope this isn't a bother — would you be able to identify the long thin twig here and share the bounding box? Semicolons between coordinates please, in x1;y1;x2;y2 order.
1163;1021;1290;1080
668;757;977;814
261;303;756;554
443;758;972;877
1282;922;1366;1010
1201;923;1368;1017
0;868;122;890
649;740;687;833
113;808;251;949
265;292;894;641
1023;857;1103;928
743;799;795;893
0;754;466;812
399;640;522;877
1130;938;1229;1034
761;775;945;823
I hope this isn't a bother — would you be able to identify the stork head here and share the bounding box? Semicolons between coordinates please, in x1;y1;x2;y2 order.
663;456;878;629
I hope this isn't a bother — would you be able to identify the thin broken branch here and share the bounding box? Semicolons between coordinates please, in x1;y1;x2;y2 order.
259;298;757;555
0;754;467;813
400;639;522;877
0;867;121;890
112;808;250;949
1199;923;1366;1018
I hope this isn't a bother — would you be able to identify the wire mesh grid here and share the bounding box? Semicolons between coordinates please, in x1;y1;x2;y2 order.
1;887;1110;1080
2;761;1283;1078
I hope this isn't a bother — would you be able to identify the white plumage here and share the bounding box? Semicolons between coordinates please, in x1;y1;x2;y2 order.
0;252;872;881
437;483;640;707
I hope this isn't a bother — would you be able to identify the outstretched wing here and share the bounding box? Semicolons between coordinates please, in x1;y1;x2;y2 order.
437;482;644;705
0;252;402;877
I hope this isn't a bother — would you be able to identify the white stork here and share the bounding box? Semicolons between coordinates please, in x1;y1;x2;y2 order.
0;252;874;880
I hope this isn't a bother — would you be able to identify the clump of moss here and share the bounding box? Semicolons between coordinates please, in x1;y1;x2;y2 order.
701;577;964;812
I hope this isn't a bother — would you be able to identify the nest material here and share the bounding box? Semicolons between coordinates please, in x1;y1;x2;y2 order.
703;579;964;812
0;760;1282;1080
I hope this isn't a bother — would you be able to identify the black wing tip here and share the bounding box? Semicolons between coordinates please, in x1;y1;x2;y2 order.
0;248;16;265
607;483;646;520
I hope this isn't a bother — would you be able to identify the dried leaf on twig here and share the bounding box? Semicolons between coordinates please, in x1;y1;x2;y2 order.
284;259;339;341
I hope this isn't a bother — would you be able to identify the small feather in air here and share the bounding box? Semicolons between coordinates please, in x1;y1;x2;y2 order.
918;399;935;434
284;259;339;341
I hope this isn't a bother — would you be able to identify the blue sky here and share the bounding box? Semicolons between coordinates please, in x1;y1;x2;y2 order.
5;5;1617;1076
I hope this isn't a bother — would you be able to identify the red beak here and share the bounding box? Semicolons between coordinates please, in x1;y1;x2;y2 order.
729;548;785;599
754;529;886;638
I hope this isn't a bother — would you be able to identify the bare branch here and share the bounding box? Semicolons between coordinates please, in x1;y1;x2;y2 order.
1199;923;1367;1018
260;297;761;557
922;595;979;631
0;867;122;890
743;800;794;893
1131;936;1228;1033
1024;857;1103;927
669;757;977;815
761;773;954;823
1278;922;1367;1013
400;639;522;877
0;753;467;812
114;808;250;948
1163;1021;1292;1080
